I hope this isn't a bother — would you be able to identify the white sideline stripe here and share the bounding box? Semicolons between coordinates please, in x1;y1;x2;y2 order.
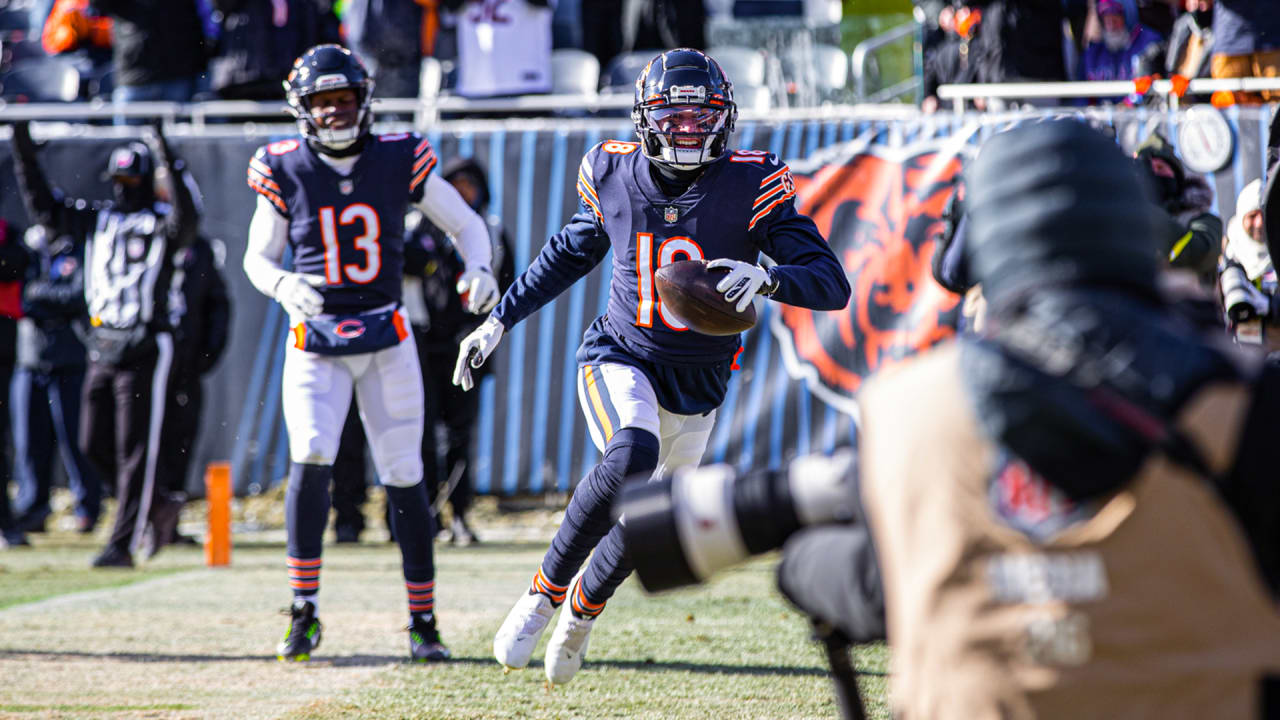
0;568;217;618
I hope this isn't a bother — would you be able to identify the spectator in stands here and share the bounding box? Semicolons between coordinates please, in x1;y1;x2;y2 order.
454;0;555;100
149;168;231;556
1134;130;1223;289
41;0;114;99
1080;0;1163;84
0;218;30;549
1166;0;1214;78
207;0;340;101
1210;0;1280;104
343;0;435;100
919;0;1069;111
403;158;514;545
581;0;705;73
11;221;102;538
88;0;210;112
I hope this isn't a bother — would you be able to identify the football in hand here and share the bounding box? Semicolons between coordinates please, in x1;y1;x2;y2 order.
654;259;758;336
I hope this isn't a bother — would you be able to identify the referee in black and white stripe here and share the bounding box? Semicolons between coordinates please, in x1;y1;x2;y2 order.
11;120;197;568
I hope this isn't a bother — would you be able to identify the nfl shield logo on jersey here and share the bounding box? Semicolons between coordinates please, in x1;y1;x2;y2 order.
664;206;679;223
339;179;355;195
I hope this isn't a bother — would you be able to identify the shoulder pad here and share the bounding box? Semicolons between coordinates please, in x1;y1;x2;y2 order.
746;156;797;232
265;138;301;156
248;148;286;213
577;142;622;223
410;134;437;196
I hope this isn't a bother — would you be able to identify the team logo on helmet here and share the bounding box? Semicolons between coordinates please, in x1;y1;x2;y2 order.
770;139;965;418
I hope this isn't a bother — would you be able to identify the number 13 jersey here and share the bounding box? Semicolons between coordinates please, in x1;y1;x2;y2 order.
247;133;438;315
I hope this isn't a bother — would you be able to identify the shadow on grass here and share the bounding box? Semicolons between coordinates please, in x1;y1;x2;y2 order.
0;649;492;667
0;648;885;677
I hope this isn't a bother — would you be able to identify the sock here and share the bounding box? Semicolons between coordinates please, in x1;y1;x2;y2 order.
285;463;331;601
530;567;568;606
384;482;437;617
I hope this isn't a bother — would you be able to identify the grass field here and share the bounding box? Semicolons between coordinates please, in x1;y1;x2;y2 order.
0;501;889;720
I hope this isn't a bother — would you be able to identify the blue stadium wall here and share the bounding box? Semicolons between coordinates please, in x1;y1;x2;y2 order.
0;106;1268;496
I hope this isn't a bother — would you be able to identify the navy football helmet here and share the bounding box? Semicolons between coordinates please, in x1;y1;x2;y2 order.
632;49;737;171
283;44;375;152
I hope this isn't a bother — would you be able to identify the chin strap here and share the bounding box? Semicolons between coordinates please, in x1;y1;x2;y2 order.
307;134;369;159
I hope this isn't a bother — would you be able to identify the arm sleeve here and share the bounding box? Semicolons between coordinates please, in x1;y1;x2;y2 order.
414;172;493;272
1167;210;1224;277
153;140;198;249
756;203;851;311
12;132;65;229
489;210;610;329
242;194;291;299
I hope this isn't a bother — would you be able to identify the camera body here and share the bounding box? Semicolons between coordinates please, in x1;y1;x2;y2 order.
621;449;858;593
1221;263;1265;324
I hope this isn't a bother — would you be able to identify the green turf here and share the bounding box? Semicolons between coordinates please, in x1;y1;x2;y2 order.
0;528;890;719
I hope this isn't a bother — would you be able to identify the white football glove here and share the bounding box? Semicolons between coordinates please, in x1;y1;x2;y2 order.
708;259;778;313
453;316;504;391
456;266;500;315
274;273;326;318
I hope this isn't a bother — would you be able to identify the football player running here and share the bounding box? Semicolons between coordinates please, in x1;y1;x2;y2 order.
243;44;499;663
454;48;850;684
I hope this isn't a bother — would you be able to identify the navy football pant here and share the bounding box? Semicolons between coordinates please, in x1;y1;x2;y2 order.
537;363;716;615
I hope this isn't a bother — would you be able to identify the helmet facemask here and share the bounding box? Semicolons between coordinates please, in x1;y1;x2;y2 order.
290;82;374;152
639;101;733;171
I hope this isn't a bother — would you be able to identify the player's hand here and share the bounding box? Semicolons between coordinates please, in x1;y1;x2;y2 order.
453;316;504;391
275;273;326;318
708;259;778;313
456;266;499;314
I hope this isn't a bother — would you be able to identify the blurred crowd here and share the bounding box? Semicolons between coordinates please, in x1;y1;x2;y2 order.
918;0;1280;109
0;0;843;107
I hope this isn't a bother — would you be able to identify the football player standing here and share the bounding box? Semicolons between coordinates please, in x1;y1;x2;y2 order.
454;49;851;684
243;44;499;662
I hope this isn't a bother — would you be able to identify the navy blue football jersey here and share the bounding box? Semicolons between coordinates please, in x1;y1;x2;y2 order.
494;140;848;364
247;133;438;315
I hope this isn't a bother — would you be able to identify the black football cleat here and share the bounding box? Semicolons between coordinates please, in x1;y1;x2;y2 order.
277;598;323;662
408;614;451;663
90;545;133;568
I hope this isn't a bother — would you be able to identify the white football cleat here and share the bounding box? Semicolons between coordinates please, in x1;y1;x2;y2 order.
493;591;556;670
544;607;596;685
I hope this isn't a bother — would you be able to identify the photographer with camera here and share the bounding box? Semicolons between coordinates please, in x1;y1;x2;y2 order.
1220;178;1279;354
624;120;1280;719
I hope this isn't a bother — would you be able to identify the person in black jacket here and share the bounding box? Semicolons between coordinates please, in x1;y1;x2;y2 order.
11;221;102;537
0;218;30;549
12;120;197;568
404;157;514;544
207;0;340;101
330;156;514;545
88;0;210;115
140;165;230;556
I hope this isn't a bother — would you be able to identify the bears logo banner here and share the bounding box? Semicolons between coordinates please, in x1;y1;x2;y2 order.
771;135;969;418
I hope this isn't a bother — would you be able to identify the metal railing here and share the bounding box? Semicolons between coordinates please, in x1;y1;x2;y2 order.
937;76;1280;111
851;21;918;102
